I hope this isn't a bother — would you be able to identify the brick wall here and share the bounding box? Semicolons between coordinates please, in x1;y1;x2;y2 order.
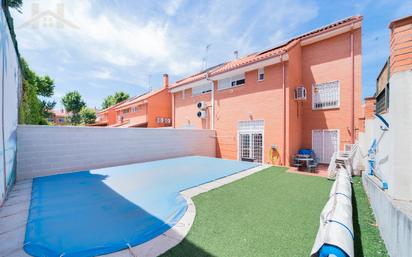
389;16;412;74
301;29;362;149
173;24;362;165
16;125;216;180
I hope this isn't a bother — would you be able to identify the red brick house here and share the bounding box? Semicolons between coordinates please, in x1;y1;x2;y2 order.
94;74;172;128
170;16;363;166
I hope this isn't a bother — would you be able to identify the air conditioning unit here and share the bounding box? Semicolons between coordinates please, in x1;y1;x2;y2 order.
197;101;207;110
197;110;208;119
294;86;307;101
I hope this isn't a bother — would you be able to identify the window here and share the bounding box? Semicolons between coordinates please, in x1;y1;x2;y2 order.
238;120;264;163
376;84;389;114
218;73;245;90
123;108;130;114
131;106;138;112
192;83;212;96
258;68;264;81
312;81;340;110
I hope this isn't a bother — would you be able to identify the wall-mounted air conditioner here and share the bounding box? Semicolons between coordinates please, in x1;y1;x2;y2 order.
197;110;208;119
294;86;307;101
197;101;207;110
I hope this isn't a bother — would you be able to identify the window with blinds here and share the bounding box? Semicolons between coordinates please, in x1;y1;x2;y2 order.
218;73;245;90
312;81;340;110
192;83;212;96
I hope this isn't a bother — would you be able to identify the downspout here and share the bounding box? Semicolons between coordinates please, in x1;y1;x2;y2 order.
281;53;286;166
1;35;6;200
350;24;355;144
145;102;148;126
206;74;214;130
171;93;175;128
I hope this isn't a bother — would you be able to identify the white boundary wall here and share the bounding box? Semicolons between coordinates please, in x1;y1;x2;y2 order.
362;175;412;257
1;5;20;204
17;126;216;180
358;69;412;257
358;113;390;185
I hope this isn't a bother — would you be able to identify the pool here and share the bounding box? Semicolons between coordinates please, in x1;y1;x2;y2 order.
24;156;258;257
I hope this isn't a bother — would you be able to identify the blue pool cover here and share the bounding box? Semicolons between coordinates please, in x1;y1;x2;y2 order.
24;156;258;257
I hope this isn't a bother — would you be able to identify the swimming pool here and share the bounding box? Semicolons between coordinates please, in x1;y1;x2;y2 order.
24;156;258;257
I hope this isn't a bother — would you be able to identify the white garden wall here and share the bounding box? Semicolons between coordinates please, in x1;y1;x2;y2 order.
358;69;412;257
17;126;216;180
1;5;20;205
358;113;390;185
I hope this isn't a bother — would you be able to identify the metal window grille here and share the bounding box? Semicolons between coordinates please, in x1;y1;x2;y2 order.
252;133;263;163
312;81;340;110
238;120;264;163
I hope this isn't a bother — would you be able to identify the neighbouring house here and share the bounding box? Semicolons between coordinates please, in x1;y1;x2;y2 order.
93;74;172;128
170;16;363;166
357;15;412;256
375;59;390;114
48;109;69;125
92;102;123;127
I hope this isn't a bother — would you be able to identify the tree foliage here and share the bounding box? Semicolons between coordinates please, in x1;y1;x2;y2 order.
102;91;129;109
5;0;23;10
80;107;96;125
19;58;55;125
61;91;86;124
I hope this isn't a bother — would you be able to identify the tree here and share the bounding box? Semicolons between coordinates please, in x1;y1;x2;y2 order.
19;80;46;125
19;58;56;125
102;91;129;109
80;107;96;125
61;91;86;125
5;0;23;11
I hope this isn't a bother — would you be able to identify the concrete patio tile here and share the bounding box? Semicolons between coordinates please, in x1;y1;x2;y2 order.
5;249;30;257
0;227;26;256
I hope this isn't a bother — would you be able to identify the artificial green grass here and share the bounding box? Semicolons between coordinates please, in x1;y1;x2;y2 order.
161;167;333;257
352;176;389;257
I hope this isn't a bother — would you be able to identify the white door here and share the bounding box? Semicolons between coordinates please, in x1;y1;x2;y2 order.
312;130;339;163
238;120;264;163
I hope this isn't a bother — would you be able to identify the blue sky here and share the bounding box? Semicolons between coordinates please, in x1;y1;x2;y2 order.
11;0;412;109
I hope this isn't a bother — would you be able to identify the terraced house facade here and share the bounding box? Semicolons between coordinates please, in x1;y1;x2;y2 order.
94;74;172;128
170;16;363;166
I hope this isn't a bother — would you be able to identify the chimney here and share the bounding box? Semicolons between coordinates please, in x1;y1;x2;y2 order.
163;74;169;88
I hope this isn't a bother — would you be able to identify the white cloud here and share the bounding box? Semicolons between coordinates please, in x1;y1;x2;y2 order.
164;0;184;16
12;0;320;107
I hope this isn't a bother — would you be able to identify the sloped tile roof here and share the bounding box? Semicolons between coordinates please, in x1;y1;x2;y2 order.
170;15;362;89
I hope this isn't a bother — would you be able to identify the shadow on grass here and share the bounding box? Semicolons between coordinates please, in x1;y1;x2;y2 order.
161;238;215;257
352;183;364;257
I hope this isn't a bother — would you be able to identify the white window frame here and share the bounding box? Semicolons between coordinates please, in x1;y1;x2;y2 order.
192;83;212;96
131;106;138;112
312;80;340;110
311;129;340;164
257;68;264;81
218;73;245;91
237;120;265;163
